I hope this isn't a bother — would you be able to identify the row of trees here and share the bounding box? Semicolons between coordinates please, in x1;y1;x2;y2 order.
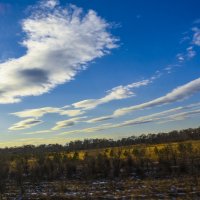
1;127;200;155
66;127;200;150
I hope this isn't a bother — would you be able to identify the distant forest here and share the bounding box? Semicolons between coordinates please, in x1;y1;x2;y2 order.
1;127;200;154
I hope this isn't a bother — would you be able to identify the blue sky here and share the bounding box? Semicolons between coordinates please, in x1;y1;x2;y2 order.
0;0;200;147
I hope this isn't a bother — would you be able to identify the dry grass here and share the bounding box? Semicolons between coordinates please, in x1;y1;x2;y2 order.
61;140;200;161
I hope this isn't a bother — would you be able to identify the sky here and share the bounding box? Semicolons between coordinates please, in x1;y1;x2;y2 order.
0;0;200;147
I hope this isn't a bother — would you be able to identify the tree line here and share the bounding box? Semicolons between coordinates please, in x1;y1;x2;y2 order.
1;127;200;155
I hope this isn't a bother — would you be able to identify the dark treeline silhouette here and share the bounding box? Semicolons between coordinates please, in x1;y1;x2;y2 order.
66;127;200;151
1;127;200;155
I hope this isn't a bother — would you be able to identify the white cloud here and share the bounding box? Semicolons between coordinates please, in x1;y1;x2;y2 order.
87;116;114;123
176;25;200;62
176;53;185;62
73;79;151;110
52;117;86;130
167;109;200;121
186;46;196;59
88;78;200;122
61;118;157;135
22;130;51;135
193;27;200;46
11;107;61;118
59;109;85;117
43;0;58;8
114;77;200;117
9;118;43;130
11;107;84;119
60;123;114;135
180;36;190;44
11;79;152;120
16;77;200;130
0;0;117;104
117;103;200;127
114;107;200;129
61;102;200;135
176;46;196;61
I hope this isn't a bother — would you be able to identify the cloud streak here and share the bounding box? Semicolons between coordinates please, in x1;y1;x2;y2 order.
193;27;200;46
114;77;200;117
52;117;86;130
11;107;84;118
88;77;200;122
11;77;200;130
61;102;200;135
11;79;153;120
9;118;43;130
73;79;151;110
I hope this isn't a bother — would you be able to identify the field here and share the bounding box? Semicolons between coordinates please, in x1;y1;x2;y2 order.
2;177;200;199
63;140;200;160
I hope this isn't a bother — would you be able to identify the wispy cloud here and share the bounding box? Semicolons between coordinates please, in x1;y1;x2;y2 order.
11;107;84;118
166;109;200;121
9;118;43;130
186;46;196;59
73;79;151;110
60;123;114;135
88;77;200;122
52;117;86;130
22;130;51;135
176;53;185;62
0;0;117;104
11;107;61;118
61;102;200;135
192;27;200;46
176;23;200;63
11;78;153;120
114;77;200;117
114;107;200;129
176;46;196;63
11;77;200;130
